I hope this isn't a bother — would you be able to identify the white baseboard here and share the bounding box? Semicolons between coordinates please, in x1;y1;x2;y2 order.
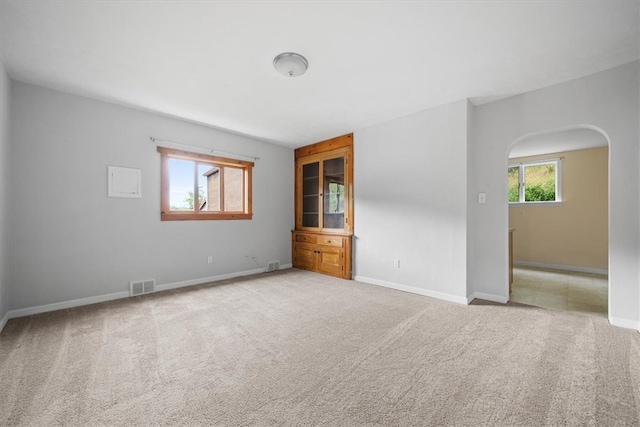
354;275;468;305
468;292;509;304
0;265;293;333
6;290;130;321
514;260;608;276
155;267;266;292
609;316;640;331
0;310;10;334
156;263;293;293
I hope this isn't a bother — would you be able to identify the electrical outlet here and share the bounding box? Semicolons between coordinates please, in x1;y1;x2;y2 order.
393;259;400;268
207;256;213;264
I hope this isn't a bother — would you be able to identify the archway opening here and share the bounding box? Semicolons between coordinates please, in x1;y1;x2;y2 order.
506;126;610;318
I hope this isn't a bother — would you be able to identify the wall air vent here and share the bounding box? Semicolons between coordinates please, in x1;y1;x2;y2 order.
130;279;156;296
266;261;280;272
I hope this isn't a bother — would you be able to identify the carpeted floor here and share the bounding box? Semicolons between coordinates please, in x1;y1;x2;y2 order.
1;268;639;426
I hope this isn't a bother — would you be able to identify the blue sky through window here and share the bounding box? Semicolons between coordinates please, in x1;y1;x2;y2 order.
169;158;193;210
169;159;212;210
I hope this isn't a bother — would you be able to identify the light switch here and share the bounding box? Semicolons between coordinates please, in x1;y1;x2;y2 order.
478;192;486;204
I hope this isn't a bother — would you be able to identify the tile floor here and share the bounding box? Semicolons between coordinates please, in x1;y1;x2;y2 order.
510;266;608;318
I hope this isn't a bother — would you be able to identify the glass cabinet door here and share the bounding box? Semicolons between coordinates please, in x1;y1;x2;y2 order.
297;151;349;231
322;156;345;229
301;162;319;227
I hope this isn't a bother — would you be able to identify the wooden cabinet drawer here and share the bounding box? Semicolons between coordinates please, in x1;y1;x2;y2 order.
295;233;316;244
316;236;343;247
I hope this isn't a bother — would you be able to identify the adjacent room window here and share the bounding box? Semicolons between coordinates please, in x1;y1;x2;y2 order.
508;159;561;203
157;147;253;220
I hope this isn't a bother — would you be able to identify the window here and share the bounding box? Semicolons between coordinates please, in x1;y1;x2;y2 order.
508;159;561;204
158;147;253;220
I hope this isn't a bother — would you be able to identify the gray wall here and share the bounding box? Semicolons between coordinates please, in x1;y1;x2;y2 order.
352;62;640;328
471;61;640;328
353;99;469;303
0;61;11;323
3;62;639;331
8;82;294;310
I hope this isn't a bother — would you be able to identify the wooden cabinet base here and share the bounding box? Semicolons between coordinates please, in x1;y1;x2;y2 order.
292;231;352;279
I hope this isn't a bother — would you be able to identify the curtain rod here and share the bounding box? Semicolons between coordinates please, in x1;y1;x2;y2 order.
150;137;260;161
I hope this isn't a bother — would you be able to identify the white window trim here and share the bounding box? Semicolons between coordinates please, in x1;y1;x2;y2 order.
508;157;562;204
509;201;563;207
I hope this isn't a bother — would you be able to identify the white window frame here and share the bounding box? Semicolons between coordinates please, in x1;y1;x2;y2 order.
508;158;562;206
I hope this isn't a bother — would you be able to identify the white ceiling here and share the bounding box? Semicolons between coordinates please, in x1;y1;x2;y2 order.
509;128;609;159
0;1;638;148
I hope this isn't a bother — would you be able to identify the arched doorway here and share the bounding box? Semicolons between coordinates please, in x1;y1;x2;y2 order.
506;126;610;317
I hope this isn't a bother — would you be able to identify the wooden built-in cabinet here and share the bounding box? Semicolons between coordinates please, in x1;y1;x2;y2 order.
292;231;352;279
292;133;353;279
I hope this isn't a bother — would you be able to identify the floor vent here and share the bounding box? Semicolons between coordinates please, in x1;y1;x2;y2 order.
130;279;156;296
266;261;280;272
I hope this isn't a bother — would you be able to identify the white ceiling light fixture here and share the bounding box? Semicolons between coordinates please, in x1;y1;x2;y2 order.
273;52;308;77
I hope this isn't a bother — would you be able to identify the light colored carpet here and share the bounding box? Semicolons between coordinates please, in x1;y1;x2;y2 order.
1;268;639;426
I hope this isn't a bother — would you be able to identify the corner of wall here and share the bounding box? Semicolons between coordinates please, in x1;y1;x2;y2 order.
466;99;477;300
0;58;12;332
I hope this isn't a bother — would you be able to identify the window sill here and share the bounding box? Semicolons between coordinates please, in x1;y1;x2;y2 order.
161;212;253;221
509;201;563;207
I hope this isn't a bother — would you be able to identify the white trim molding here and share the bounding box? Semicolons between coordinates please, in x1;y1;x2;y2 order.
609;316;640;331
0;311;10;334
514;260;608;276
155;267;270;292
0;265;293;333
509;201;563;208
468;292;509;304
354;276;468;305
6;290;130;320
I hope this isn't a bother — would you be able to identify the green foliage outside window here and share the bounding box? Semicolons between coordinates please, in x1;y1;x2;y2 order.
524;185;555;201
328;182;345;213
508;167;519;202
185;189;205;210
509;162;557;202
524;164;556;201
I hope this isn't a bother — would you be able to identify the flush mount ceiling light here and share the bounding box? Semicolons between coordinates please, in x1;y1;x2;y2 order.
273;52;308;77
